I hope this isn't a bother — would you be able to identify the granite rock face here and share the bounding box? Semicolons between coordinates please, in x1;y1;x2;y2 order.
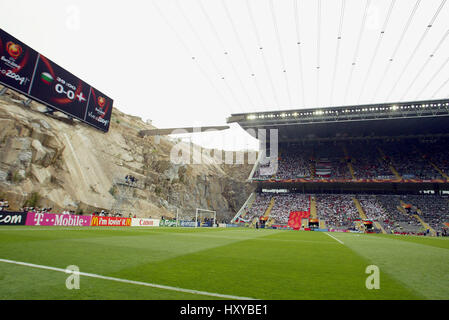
0;90;254;221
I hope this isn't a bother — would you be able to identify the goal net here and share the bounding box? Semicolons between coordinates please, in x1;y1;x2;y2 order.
195;208;217;228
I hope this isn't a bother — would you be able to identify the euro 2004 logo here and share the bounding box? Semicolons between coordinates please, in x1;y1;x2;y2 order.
6;41;22;59
0;41;29;86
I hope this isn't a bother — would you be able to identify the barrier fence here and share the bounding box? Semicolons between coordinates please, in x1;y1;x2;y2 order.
0;212;230;228
0;211;157;227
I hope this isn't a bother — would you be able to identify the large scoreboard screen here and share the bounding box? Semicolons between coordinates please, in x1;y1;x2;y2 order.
0;28;112;132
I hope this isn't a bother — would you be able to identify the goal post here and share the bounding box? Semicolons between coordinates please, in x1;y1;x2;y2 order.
195;208;217;228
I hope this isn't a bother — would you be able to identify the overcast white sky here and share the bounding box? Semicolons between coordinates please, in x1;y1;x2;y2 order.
1;0;449;150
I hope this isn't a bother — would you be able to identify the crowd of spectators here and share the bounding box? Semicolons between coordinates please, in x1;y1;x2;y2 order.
0;199;9;211
243;193;272;222
92;210;136;218
125;175;139;186
328;158;352;179
375;195;424;234
310;144;350;179
393;195;449;233
381;142;440;179
253;160;277;178
315;194;359;229
415;138;449;178
238;192;449;235
358;196;388;222
253;139;449;181
269;194;309;224
346;143;394;179
20;206;52;213
275;152;311;179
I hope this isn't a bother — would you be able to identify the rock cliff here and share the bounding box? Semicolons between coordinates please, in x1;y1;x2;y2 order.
0;88;254;221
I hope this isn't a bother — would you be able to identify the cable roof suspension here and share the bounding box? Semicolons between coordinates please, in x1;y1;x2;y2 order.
385;0;447;102
293;0;306;107
400;28;449;101
151;0;235;114
218;0;269;108
269;0;293;106
431;75;449;99
343;0;371;105
175;0;245;113
246;0;280;109
316;0;321;106
329;0;346;106
197;0;256;110
415;54;449;100
370;0;421;103
357;0;396;104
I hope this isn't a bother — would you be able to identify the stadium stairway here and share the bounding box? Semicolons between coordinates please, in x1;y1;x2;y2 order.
319;219;326;229
377;147;402;179
352;198;367;232
374;222;388;234
266;217;275;228
310;196;326;229
412;205;437;236
413;214;436;236
398;199;434;234
310;196;317;218
353;197;368;220
310;161;316;179
232;192;256;223
249;197;275;228
343;146;356;179
263;197;276;219
389;165;402;179
347;162;356;179
397;202;407;215
429;161;449;179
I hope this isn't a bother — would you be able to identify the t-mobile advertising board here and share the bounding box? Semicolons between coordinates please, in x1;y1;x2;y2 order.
0;28;112;132
25;212;92;227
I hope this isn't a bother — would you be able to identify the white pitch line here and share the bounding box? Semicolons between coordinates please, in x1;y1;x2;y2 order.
0;258;256;300
324;232;344;245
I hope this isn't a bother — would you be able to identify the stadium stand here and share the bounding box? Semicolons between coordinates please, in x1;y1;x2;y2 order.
373;195;424;234
239;192;449;235
0;199;9;211
242;193;272;222
315;194;359;230
268;193;309;224
253;138;449;181
393;195;449;233
231;100;449;236
275;148;311;179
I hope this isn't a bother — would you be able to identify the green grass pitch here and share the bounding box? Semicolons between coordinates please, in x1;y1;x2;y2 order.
0;227;448;300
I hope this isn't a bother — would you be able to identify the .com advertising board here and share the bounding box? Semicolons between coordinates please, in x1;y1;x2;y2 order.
0;212;27;225
0;28;112;132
